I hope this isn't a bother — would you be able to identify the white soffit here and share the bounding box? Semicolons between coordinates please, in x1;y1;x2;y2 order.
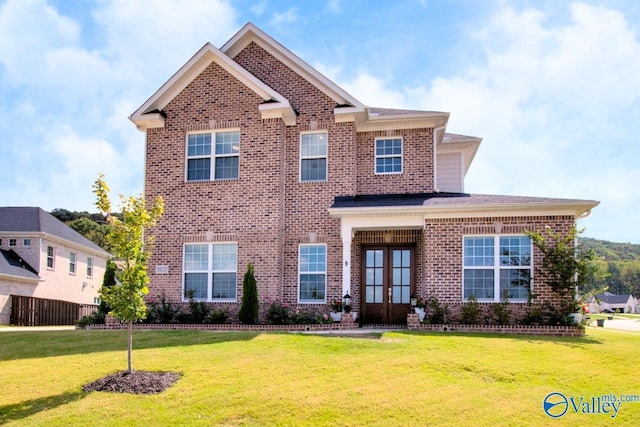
129;41;296;130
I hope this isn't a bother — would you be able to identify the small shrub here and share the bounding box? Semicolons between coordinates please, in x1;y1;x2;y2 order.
266;300;290;325
492;297;511;325
520;303;544;325
76;311;105;328
239;263;259;324
291;311;330;325
206;309;228;324
460;295;482;324
189;300;210;324
426;297;449;324
146;293;178;323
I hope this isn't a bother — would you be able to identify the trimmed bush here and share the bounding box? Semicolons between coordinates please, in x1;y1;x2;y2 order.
238;263;259;324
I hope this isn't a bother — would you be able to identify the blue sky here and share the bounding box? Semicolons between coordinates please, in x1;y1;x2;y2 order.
0;0;638;243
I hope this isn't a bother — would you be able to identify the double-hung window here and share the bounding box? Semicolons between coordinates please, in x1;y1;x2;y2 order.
69;253;76;274
46;246;55;269
87;257;93;277
375;137;402;174
300;132;327;182
186;131;240;181
183;243;238;301
463;236;532;302
298;244;326;303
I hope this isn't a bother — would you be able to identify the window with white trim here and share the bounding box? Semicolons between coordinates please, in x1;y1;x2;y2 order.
69;253;76;274
183;243;237;301
9;239;17;247
86;257;93;277
463;236;532;302
186;131;240;181
375;137;403;174
300;132;327;182
23;238;31;247
298;244;326;302
46;246;55;269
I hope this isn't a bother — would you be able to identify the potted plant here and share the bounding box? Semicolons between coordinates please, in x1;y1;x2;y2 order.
413;295;426;321
328;299;342;321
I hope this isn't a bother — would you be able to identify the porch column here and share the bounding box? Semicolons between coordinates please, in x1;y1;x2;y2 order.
340;221;354;297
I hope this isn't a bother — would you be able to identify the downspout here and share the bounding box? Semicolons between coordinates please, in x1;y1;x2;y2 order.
433;125;446;193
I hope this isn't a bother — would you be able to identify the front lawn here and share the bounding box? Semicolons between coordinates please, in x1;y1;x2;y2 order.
0;328;638;426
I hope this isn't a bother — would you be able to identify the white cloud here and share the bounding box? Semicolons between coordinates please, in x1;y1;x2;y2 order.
269;8;298;26
0;0;80;84
332;2;640;242
250;0;268;15
326;0;342;14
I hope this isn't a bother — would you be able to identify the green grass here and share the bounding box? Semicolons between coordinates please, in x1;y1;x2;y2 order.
1;328;639;426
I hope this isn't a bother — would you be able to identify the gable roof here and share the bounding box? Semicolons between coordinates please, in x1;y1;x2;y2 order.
0;248;40;282
0;207;109;257
221;23;364;110
129;23;452;133
129;40;296;130
597;292;635;304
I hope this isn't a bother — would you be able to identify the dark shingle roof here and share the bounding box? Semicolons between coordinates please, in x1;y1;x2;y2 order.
330;192;598;209
597;292;634;304
331;192;466;208
0;207;109;255
0;249;40;280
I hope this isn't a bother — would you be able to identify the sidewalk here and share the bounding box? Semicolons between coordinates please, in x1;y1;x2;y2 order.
0;325;75;332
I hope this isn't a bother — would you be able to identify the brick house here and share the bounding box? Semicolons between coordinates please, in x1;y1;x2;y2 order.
130;23;598;324
0;207;110;324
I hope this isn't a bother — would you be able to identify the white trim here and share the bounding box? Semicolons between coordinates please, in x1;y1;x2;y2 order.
182;242;238;302
222;23;364;109
185;129;241;182
129;41;295;130
298;243;327;304
299;131;328;183
462;235;532;303
374;136;403;175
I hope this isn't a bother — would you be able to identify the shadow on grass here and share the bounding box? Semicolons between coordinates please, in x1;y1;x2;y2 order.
0;329;259;361
396;330;605;347
0;390;85;424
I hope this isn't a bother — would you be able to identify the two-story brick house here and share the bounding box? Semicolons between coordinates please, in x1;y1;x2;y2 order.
130;23;598;324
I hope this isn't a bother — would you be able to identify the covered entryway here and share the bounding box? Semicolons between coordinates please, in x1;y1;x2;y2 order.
361;245;415;324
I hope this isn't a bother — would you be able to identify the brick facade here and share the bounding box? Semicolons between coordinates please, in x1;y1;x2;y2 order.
135;24;596;325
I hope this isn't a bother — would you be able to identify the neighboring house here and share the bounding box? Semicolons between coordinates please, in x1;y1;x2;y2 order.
130;23;599;324
0;207;110;324
592;292;638;314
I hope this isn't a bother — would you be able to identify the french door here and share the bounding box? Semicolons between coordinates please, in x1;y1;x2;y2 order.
361;246;415;324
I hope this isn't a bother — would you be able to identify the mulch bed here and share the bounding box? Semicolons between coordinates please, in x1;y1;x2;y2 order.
83;370;181;394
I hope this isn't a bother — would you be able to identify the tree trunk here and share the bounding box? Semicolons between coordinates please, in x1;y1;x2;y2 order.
127;320;133;374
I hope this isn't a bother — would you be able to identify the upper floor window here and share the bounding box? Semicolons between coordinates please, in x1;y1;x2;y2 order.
463;236;532;302
9;239;17;247
300;132;327;182
186;131;240;181
375;137;403;174
23;238;31;247
69;253;76;274
86;257;93;277
46;246;55;269
183;243;238;301
298;244;326;303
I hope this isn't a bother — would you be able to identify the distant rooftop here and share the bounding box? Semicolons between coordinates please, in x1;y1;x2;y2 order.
0;207;109;255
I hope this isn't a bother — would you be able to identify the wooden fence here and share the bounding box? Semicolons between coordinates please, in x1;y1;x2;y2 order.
10;295;98;326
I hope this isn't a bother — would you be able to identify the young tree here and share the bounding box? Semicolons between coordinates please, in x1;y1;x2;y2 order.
526;225;594;315
93;174;164;373
238;263;259;324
